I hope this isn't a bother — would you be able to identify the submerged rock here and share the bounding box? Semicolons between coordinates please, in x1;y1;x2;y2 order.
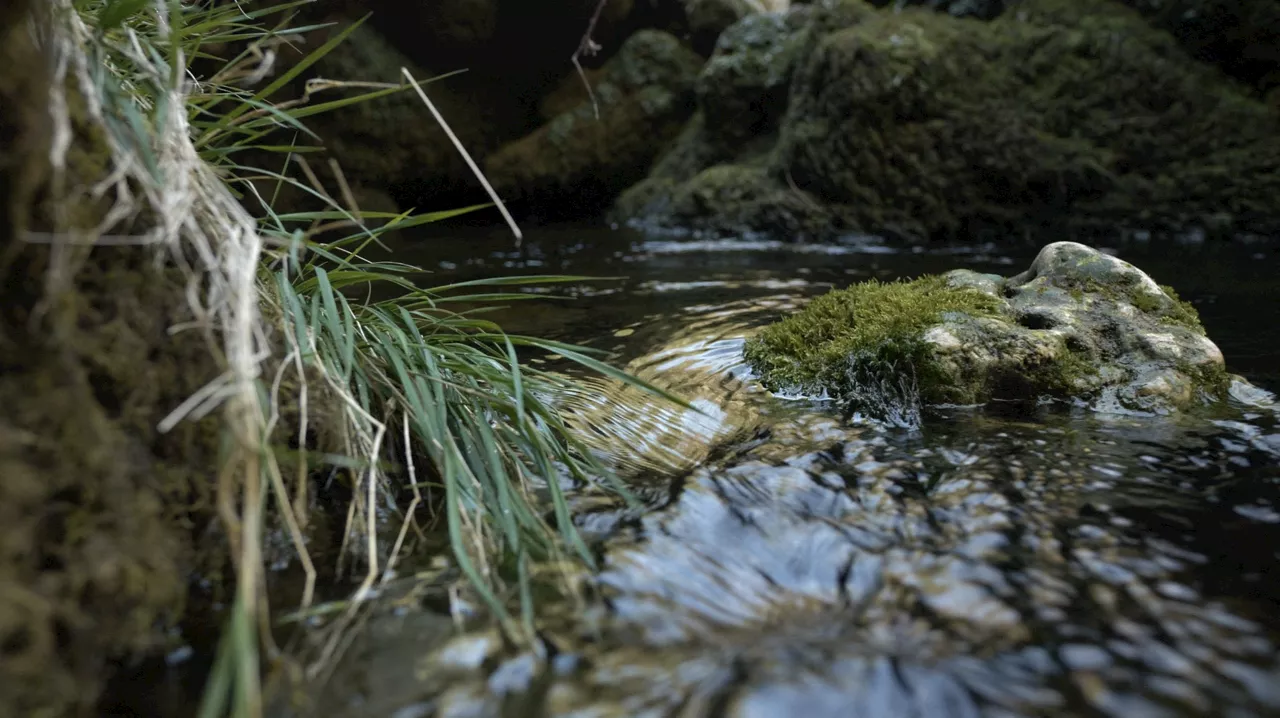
615;0;1280;240
744;242;1238;417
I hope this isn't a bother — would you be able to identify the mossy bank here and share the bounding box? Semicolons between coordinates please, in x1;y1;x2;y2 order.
745;242;1239;420
0;6;232;715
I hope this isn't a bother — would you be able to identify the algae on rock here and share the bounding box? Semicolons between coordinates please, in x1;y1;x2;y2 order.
745;242;1239;420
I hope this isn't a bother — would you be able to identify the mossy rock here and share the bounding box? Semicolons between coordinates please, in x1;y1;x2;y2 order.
777;0;1280;239
617;0;1280;240
616;163;835;238
697;8;815;144
684;0;789;55
612;5;837;234
745;242;1240;420
865;0;1006;19
483;30;704;218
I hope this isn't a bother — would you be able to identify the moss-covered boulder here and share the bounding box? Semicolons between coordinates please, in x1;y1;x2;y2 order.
617;163;836;238
483;30;704;219
698;8;813;143
613;5;832;235
780;0;1280;239
745;242;1240;420
616;0;1280;240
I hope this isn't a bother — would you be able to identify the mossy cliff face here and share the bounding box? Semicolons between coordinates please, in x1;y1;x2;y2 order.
615;0;1280;240
0;7;224;716
745;242;1237;419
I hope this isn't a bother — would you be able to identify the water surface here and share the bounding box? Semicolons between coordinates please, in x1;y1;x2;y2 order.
306;224;1280;718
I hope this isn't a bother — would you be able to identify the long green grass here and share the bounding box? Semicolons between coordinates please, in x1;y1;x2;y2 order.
57;1;680;716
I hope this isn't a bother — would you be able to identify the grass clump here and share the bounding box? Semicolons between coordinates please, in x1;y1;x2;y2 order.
15;2;682;717
743;275;1003;399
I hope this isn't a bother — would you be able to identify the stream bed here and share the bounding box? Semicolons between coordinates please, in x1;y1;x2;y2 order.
302;225;1280;718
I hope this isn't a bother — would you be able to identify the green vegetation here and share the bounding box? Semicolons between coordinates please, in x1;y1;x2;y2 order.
1155;284;1206;333
5;2;680;717
743;275;1002;399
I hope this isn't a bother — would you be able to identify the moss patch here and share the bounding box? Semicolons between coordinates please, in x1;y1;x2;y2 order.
1046;272;1207;334
743;275;1002;398
1154;284;1205;334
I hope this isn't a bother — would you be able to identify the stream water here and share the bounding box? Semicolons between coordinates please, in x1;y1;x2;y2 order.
314;225;1280;717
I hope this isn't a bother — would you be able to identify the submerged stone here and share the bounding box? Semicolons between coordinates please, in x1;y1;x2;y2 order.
745;242;1240;417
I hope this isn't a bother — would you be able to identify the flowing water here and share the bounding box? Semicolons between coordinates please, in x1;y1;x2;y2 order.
301;225;1280;718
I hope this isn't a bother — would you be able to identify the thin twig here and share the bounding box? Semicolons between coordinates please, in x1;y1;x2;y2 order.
572;0;610;120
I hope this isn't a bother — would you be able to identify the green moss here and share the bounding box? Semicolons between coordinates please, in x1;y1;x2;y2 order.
1179;357;1232;399
1;22;226;715
743;274;1002;398
1156;284;1206;333
1035;343;1098;395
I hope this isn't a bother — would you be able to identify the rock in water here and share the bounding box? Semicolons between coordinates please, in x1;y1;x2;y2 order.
744;242;1244;418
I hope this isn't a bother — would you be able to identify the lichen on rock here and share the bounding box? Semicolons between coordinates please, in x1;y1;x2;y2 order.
745;242;1242;421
